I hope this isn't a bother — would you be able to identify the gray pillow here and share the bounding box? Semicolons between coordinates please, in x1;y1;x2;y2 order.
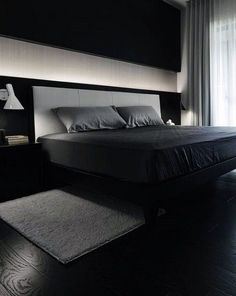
53;106;127;132
116;105;164;128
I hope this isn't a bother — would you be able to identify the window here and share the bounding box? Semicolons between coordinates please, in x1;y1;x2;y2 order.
210;3;236;126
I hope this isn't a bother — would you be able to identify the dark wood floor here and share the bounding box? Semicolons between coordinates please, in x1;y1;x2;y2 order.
1;171;236;296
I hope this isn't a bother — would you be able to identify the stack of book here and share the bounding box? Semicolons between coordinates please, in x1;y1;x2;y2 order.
6;135;29;145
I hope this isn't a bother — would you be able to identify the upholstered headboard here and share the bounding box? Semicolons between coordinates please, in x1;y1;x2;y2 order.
33;86;161;139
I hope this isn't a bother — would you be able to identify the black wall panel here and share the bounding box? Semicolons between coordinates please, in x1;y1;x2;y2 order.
0;0;181;71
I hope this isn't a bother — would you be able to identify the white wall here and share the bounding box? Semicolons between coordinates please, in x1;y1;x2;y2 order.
0;37;177;92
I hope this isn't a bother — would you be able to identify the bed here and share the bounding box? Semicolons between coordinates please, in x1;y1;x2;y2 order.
38;126;236;184
31;83;236;221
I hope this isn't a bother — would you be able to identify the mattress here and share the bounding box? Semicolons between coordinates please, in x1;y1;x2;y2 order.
38;126;236;183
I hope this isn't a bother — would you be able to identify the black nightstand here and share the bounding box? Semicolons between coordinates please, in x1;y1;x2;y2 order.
0;142;42;201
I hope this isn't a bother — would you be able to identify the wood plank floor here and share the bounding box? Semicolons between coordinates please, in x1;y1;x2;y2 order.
1;171;236;295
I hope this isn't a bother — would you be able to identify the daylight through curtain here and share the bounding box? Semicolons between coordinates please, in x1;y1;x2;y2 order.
210;0;236;126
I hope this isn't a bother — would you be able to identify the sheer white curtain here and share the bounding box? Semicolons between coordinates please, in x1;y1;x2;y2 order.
210;0;236;126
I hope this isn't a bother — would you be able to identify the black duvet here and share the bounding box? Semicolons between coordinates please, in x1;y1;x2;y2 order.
38;126;236;183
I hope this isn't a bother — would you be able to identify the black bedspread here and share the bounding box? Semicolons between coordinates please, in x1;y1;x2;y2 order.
38;126;236;183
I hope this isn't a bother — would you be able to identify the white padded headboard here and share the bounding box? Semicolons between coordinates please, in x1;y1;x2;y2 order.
33;86;161;139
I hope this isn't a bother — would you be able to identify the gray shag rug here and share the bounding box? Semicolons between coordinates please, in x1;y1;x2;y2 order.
0;187;144;264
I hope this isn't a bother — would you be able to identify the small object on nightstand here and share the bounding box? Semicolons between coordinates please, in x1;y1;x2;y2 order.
166;119;175;126
5;135;29;145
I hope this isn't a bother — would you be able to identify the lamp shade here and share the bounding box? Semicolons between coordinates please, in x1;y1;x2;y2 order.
4;84;24;110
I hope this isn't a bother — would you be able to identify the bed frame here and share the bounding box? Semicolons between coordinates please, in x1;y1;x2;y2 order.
1;76;236;222
45;156;236;222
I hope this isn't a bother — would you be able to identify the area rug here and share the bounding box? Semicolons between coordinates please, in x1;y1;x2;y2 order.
0;187;144;264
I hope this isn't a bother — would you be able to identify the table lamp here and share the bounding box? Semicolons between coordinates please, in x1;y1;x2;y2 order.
0;84;24;110
0;84;24;144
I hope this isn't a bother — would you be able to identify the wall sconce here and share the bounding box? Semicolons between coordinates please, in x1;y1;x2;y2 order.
0;84;24;110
